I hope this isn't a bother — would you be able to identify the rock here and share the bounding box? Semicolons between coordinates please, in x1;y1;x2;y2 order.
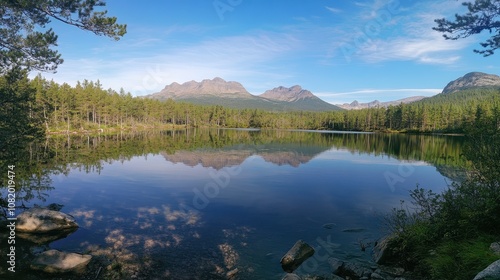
17;207;78;233
46;203;64;211
378;265;405;277
280;240;315;273
490;242;500;256
323;223;336;229
330;258;374;279
373;236;397;265
282;273;302;280
226;268;238;279
370;272;385;280
341;228;367;233
328;257;344;275
340;261;372;279
31;249;92;273
473;259;500;280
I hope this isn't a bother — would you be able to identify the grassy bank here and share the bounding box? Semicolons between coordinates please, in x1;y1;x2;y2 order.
45;123;190;135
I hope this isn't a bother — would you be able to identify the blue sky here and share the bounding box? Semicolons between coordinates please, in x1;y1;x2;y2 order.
35;0;500;104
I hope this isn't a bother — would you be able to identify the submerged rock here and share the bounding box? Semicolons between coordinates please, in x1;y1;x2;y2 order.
473;259;500;280
341;228;367;233
282;273;301;280
280;240;315;273
322;223;336;229
226;268;238;279
328;257;344;275
17;207;78;233
31;249;92;273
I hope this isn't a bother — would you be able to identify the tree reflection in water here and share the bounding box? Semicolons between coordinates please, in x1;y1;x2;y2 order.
0;129;467;279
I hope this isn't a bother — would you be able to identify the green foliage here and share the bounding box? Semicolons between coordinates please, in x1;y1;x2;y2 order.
434;0;500;56
0;69;44;148
384;115;500;279
0;0;126;73
425;238;499;280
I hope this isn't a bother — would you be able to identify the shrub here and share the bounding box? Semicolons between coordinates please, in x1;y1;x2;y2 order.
425;237;499;280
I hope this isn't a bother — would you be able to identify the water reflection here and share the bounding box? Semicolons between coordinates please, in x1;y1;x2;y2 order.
0;129;467;279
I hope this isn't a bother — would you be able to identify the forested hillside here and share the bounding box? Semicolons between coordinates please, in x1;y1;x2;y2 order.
6;73;500;134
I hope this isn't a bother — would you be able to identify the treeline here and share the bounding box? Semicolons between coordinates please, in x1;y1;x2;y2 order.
4;72;500;134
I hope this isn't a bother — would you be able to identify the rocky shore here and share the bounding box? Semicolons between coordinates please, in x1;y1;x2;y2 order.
279;237;500;280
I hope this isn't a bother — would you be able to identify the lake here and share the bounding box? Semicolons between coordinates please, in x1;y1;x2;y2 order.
3;129;466;279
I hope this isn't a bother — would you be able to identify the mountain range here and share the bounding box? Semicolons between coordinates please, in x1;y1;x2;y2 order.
338;72;500;110
147;77;342;111
337;96;426;110
146;72;500;112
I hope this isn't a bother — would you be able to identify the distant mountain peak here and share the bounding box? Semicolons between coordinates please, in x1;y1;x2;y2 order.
442;72;500;94
147;79;342;112
153;77;250;99
260;85;315;102
337;96;426;110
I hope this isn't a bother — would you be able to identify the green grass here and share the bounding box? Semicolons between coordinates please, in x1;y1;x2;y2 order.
424;236;499;280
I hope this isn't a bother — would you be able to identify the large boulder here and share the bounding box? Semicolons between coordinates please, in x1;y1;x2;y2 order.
31;249;92;273
473;259;500;280
373;235;398;265
280;240;315;273
17;207;78;233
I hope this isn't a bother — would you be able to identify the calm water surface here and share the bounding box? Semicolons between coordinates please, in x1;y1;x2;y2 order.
9;129;466;279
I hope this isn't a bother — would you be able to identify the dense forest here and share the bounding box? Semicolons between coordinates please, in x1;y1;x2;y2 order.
4;72;499;136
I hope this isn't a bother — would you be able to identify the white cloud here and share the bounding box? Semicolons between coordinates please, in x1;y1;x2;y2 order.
332;0;472;65
358;34;467;64
34;31;301;96
325;6;342;14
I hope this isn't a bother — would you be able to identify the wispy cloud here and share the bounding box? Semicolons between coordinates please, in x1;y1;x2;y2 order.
325;6;342;14
330;0;471;65
35;31;301;96
357;12;471;64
